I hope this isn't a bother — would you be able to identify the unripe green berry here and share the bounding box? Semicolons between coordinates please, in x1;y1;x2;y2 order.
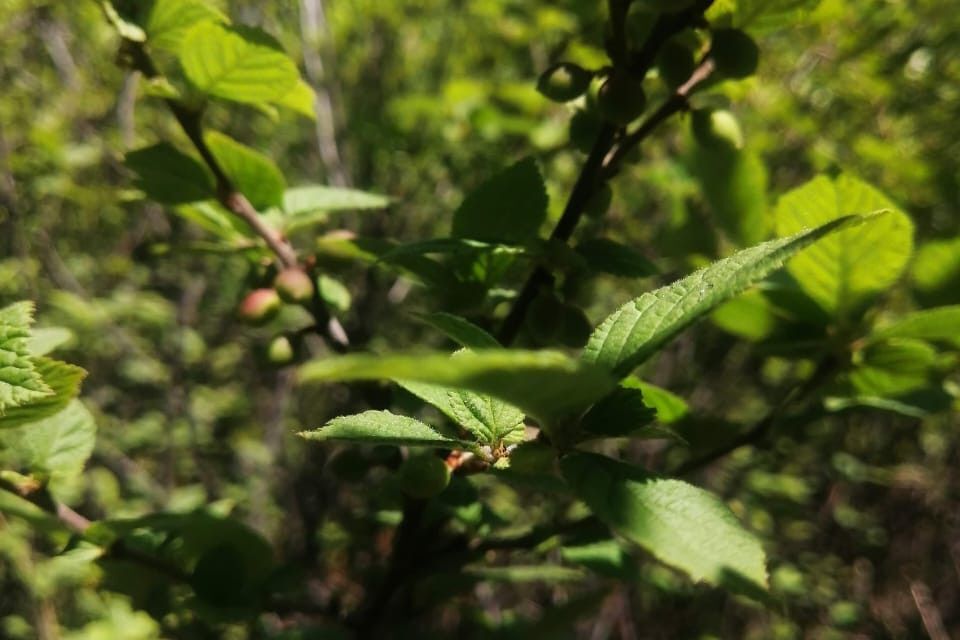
537;62;592;103
584;183;613;219
238;288;281;325
597;73;647;126
397;454;451;499
274;268;314;304
691;108;744;151
657;40;696;89
267;335;294;365
569;109;602;153
710;29;759;79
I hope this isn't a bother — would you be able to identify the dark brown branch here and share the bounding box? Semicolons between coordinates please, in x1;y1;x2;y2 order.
126;43;298;268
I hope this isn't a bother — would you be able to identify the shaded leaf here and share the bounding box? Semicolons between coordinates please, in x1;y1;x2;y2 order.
300;350;617;427
416;312;500;349
561;452;767;594
871;306;960;348
452;157;548;243
125;143;215;205
575;238;658;278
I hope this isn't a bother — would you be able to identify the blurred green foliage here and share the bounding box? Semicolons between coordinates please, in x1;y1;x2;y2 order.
0;1;958;638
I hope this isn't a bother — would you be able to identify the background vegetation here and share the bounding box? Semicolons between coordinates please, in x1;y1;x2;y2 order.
0;0;958;638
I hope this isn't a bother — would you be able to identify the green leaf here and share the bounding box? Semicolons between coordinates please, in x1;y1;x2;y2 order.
463;564;586;583
708;0;821;31
578;386;656;439
911;236;960;306
710;289;778;341
0;401;96;480
416;312;501;349
317;274;351;313
451;157;548;243
446;383;525;445
100;1;147;41
0;302;51;413
27;327;74;356
173;201;254;242
0;358;86;430
575;238;658;278
179;22;300;104
871;306;960;349
629;379;689;424
283;185;391;216
560;452;767;594
774;175;913;319
125;143;215;205
300;410;474;449
689;146;768;246
584;215;864;376
146;0;227;52
205;131;286;210
300;350;617;427
271;79;317;119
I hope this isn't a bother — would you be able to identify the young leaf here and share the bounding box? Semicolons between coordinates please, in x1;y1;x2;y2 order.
300;410;474;449
870;306;960;348
451;157;548;243
205;131;286;210
272;79;318;120
27;327;74;357
179;23;300;104
283;185;390;216
146;0;227;52
0;358;86;430
560;452;767;595
0;401;96;481
774;175;913;319
689;145;768;246
299;350;617;426
583;215;865;377
125;143;215;205
0;302;51;413
416;312;501;349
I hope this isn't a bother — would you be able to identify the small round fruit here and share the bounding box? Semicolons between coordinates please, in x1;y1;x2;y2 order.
536;62;592;103
238;288;281;325
597;73;647;126
657;40;696;89
569;108;602;153
710;28;759;79
267;335;294;365
526;293;565;344
690;108;744;151
397;454;451;499
274;268;314;303
584;183;613;219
